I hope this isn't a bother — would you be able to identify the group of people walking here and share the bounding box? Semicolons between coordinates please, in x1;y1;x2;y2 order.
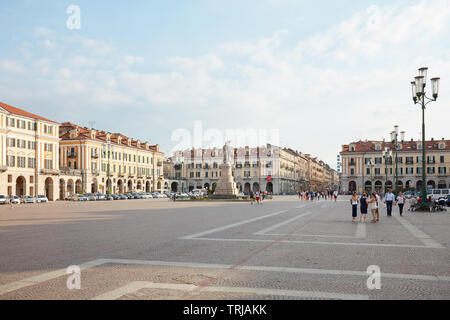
298;190;338;202
249;191;271;204
350;189;406;223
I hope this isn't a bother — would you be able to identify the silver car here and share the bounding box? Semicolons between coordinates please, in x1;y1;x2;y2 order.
23;196;36;204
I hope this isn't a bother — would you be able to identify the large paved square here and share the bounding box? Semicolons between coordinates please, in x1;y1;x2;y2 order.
0;196;449;300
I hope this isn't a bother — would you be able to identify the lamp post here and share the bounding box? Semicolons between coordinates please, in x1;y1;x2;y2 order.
103;141;112;197
382;148;392;194
390;126;405;196
368;159;374;193
411;67;440;206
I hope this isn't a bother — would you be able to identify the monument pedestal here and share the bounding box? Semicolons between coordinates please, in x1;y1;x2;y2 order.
212;163;240;198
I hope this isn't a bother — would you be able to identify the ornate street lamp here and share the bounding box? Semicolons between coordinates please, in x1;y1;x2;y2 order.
389;126;404;196
411;67;440;208
382;148;392;194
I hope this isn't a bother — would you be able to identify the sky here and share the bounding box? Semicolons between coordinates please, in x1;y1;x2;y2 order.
1;0;449;169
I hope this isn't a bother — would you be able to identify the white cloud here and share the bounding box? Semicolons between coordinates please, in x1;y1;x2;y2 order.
0;60;28;74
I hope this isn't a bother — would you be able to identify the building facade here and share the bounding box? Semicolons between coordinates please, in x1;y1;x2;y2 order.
166;144;338;195
0;101;166;200
59;123;166;198
340;138;450;194
0;102;60;200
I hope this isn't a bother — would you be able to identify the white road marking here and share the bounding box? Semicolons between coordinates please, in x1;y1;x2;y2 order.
1;258;449;297
191;236;441;249
179;210;288;239
253;211;313;235
0;259;107;296
355;222;366;238
394;215;444;248
263;233;360;239
92;281;369;300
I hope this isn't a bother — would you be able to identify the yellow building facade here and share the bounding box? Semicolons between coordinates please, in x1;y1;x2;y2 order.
0;102;60;199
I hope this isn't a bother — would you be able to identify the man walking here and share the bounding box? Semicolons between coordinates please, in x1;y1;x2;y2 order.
385;189;395;217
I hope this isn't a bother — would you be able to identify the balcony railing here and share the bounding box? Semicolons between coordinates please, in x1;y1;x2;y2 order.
41;168;60;175
91;153;99;159
67;151;77;158
60;168;82;176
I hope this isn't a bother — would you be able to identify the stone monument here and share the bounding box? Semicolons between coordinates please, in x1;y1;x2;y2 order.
212;141;240;198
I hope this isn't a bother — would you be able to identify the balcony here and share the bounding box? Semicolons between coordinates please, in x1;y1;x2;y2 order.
60;167;82;176
67;151;77;158
91;153;99;159
41;168;60;175
427;160;435;164
91;169;100;176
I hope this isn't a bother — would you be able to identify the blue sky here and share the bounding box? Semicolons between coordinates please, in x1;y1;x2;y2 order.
1;0;449;168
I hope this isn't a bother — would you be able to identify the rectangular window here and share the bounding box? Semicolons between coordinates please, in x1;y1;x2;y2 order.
7;138;15;147
44;143;53;152
17;156;26;168
350;168;355;175
397;157;403;163
190;172;194;178
375;157;382;164
7;117;15;127
427;167;435;174
406;157;413;164
205;172;209;178
7;155;15;167
44;125;53;135
44;159;53;169
366;168;370;175
440;156;445;163
28;158;36;169
438;167;447;174
375;168;381;175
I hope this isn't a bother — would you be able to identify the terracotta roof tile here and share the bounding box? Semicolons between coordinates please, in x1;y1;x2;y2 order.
0;101;59;124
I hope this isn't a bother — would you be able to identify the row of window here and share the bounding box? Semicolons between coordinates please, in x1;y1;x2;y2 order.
102;150;159;165
6;156;36;168
7;118;37;131
358;155;445;165
101;163;161;176
7;138;37;150
357;166;448;176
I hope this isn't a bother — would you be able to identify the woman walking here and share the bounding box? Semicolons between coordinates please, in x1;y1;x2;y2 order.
368;193;378;223
359;193;368;223
396;192;406;216
350;192;359;222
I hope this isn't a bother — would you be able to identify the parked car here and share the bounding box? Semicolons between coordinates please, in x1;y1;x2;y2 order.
437;195;450;207
125;193;134;199
10;196;21;204
119;194;128;200
96;193;106;200
131;193;141;199
152;193;164;198
105;194;114;201
36;195;49;203
70;194;88;201
111;194;120;200
23;196;36;204
85;193;97;201
0;195;7;205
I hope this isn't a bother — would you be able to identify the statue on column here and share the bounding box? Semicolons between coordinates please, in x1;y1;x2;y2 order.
223;141;233;165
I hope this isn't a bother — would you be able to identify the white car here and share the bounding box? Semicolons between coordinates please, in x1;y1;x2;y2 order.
10;196;21;204
37;195;49;203
152;193;164;198
23;196;36;204
0;195;7;205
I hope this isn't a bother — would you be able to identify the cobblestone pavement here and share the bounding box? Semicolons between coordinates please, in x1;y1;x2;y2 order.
0;196;449;300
